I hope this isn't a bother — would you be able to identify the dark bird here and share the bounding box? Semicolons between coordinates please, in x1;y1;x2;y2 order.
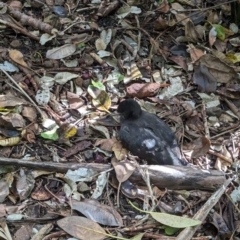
117;99;187;166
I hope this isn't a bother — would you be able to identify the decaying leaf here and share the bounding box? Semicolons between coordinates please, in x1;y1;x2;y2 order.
0;136;21;146
88;86;111;112
71;199;123;226
196;54;237;84
46;44;76;59
193;63;217;93
112;141;128;161
123;62;142;84
111;157;136;183
126;83;160;98
9;49;28;67
191;136;211;159
215;145;232;171
57;216;106;240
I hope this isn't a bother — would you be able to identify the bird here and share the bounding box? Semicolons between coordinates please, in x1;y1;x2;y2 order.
117;99;188;166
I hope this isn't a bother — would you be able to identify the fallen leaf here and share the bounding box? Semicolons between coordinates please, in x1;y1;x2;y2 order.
112;141;128;161
111;157;136;183
193;63;217;93
71;199;123;226
9;49;28;67
126;83;160;98
57;216;106;240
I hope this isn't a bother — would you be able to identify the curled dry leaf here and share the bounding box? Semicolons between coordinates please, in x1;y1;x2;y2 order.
121;180;160;200
63;140;92;158
0;181;9;203
95;138;117;152
123;62;142;84
57;216;106;240
92;91;111;112
214;145;232;171
126;83;161;98
9;49;28;67
188;44;204;63
0;95;27;107
0;136;21;146
112;141;128;161
22;106;37;122
193;63;217;93
111;157;136;183
191;136;211;159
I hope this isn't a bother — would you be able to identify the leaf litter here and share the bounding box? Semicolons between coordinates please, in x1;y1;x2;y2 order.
0;0;239;239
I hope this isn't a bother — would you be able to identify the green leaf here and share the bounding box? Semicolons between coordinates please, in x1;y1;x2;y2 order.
150;212;201;228
212;24;225;40
164;226;180;235
40;127;59;141
118;74;124;82
77;43;85;49
91;80;106;91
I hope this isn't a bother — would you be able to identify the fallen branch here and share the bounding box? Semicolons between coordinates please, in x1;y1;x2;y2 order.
0;157;225;191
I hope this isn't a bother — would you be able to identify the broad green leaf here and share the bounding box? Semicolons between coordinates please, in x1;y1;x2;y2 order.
150;212;201;228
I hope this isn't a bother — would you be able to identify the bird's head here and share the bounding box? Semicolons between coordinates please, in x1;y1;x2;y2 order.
117;99;142;120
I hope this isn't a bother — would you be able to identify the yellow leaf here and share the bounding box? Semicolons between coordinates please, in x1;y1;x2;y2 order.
64;126;77;139
0;136;21;146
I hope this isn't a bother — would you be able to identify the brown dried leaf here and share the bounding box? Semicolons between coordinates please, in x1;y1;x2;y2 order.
71;199;123;226
193;63;217;93
168;56;187;71
156;0;170;13
0;181;9;203
2;113;25;128
215;145;232;171
126;83;160;98
188;44;204;63
22;106;37;122
199;54;237;83
191;136;211;158
111;157;136;183
112;141;128;161
63;141;92;158
57;216;106;240
185;21;200;42
154;16;170;30
16;170;35;201
9;49;28;67
0;95;27;107
95;138;117;152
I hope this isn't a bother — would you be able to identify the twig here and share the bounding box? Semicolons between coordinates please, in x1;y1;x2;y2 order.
0;69;45;119
176;177;233;240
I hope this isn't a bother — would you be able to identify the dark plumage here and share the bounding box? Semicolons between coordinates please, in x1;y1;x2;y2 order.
117;99;187;166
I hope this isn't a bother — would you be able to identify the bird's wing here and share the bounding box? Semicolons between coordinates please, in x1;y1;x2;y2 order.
141;112;177;145
141;112;183;159
119;123;167;161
